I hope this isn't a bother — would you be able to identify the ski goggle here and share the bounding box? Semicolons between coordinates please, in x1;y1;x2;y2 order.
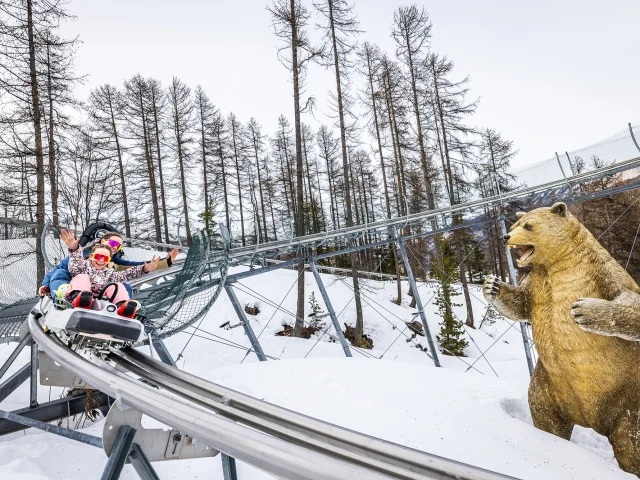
106;239;122;251
91;253;111;263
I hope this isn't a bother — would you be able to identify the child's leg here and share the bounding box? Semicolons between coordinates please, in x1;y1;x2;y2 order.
69;274;92;294
104;283;130;304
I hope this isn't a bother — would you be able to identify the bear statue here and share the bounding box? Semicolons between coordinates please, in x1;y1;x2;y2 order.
483;202;640;477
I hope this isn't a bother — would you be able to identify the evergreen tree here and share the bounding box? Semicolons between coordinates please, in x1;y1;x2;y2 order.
430;236;468;356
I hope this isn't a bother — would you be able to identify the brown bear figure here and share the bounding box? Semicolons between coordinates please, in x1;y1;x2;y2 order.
483;202;640;477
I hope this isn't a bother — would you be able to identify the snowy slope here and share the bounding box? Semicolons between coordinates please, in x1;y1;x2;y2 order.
0;267;632;479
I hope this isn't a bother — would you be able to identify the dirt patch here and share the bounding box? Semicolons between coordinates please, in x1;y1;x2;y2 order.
344;324;374;349
244;304;260;315
276;322;322;339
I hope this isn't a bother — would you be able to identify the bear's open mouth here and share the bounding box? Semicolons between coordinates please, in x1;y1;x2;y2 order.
509;244;535;265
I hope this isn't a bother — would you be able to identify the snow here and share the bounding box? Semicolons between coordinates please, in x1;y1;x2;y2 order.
0;267;634;479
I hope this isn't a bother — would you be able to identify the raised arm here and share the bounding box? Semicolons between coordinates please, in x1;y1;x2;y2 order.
573;291;640;341
107;255;161;283
60;229;86;277
483;274;531;322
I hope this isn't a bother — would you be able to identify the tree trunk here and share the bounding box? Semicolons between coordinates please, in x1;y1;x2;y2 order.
149;90;169;243
198;102;210;232
327;0;363;343
45;41;59;231
137;82;162;242
251;131;269;241
290;0;306;337
172;101;192;245
107;92;131;239
231;121;246;246
27;0;46;286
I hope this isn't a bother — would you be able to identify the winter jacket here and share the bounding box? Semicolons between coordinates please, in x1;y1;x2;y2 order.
67;247;146;295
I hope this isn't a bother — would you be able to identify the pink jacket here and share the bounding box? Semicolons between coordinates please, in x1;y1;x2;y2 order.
68;247;145;295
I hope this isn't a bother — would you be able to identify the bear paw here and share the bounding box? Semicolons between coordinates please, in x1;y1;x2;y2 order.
483;274;502;302
571;298;616;335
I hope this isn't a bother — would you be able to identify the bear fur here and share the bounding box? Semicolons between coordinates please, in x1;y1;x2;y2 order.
483;202;640;477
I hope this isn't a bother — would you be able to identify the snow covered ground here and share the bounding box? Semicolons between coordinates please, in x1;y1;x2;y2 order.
0;266;633;479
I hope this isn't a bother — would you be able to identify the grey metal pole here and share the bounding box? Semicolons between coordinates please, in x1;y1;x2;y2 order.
0;409;103;447
397;238;441;368
0;364;30;403
30;339;38;408
129;443;161;480
309;260;352;358
224;284;267;362
222;453;239;480
0;334;31;380
499;216;535;377
151;338;176;367
555;152;573;194
101;425;137;480
630;122;640;154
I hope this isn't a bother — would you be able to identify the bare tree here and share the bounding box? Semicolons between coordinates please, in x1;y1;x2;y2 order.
392;4;436;211
268;0;324;336
167;77;194;245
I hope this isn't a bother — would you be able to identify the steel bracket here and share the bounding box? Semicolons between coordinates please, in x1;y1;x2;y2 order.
103;399;218;462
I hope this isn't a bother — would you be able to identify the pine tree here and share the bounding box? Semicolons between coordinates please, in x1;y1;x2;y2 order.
430;236;468;356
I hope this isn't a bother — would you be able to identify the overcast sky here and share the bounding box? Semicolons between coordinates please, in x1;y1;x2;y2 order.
61;0;640;169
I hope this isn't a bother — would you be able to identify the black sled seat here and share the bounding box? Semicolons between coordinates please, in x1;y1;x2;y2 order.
66;310;142;343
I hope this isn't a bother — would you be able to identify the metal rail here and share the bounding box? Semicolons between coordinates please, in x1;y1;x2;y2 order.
216;155;640;262
28;315;517;480
108;348;516;480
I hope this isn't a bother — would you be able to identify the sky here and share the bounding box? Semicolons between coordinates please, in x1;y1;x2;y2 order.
61;0;640;169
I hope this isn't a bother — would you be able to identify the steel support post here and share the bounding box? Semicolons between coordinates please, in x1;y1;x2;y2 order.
499;217;535;377
0;391;111;435
309;260;352;357
397;239;441;368
224;284;267;362
0;409;103;447
129;443;161;480
0;334;31;381
29;339;38;408
151;338;176;366
101;425;137;480
222;453;239;480
0;363;30;403
630;122;640;154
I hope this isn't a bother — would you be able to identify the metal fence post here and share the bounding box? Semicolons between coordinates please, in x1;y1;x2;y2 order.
224;284;267;362
29;340;38;408
0;334;31;380
222;453;239;480
397;238;441;368
151;338;176;367
499;216;535;377
555;152;573;195
309;260;352;358
630;122;640;154
101;425;136;480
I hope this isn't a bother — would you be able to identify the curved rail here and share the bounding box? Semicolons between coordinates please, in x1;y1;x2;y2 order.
109;347;516;480
29;315;518;480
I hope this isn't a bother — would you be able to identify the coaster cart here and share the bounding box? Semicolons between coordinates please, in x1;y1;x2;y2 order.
30;282;147;357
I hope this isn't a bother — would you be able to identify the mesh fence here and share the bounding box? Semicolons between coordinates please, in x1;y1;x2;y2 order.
510;124;640;190
138;228;230;340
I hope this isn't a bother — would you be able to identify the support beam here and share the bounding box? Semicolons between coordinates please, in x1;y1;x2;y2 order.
151;338;176;367
309;260;352;358
397;239;441;368
0;334;31;380
222;453;239;480
129;443;161;480
101;425;136;480
30;339;38;408
499;217;535;377
0;408;103;447
0;363;30;403
224;284;267;362
0;391;111;435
